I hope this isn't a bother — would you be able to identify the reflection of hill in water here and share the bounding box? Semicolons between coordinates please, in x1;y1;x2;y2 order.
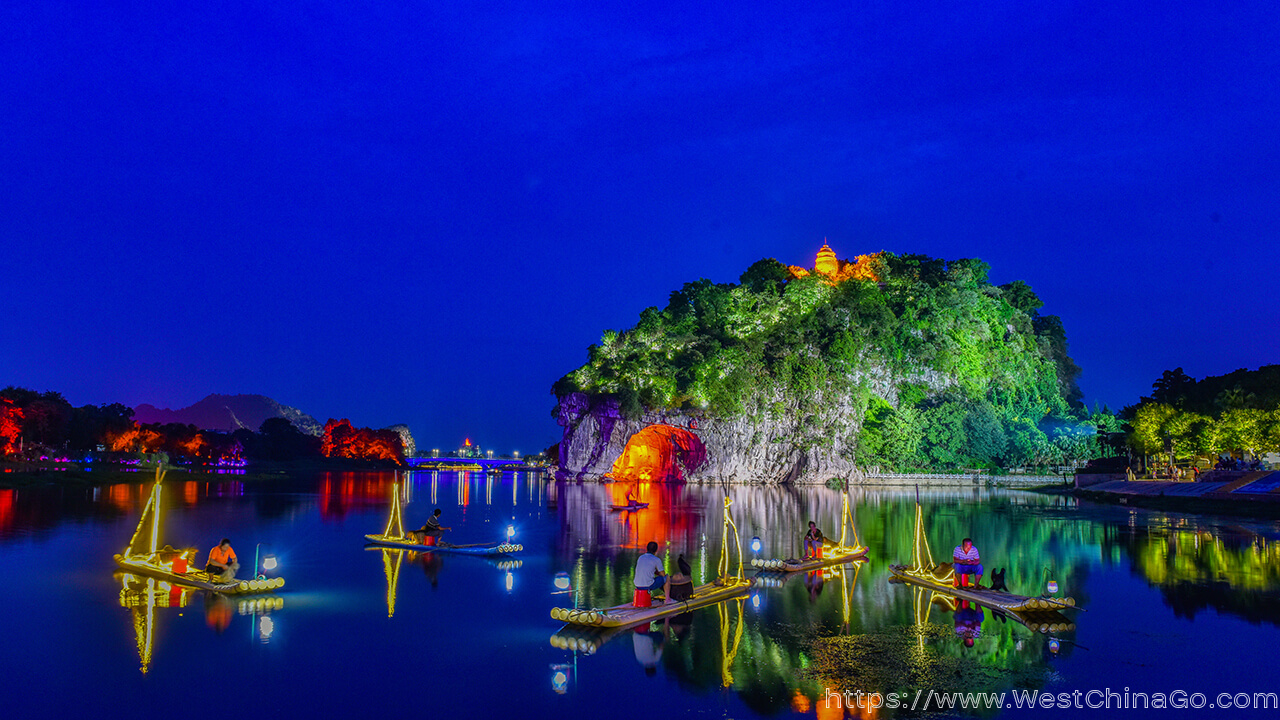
552;483;1280;708
553;483;1097;711
1161;581;1280;626
1109;520;1280;627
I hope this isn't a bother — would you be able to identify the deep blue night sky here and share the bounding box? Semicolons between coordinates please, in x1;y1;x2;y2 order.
3;2;1277;453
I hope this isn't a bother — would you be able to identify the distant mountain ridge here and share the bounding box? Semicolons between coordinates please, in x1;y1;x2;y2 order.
134;394;324;436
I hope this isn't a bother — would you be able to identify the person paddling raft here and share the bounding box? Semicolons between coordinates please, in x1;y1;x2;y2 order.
206;538;239;582
634;541;671;604
953;537;984;589
411;508;451;545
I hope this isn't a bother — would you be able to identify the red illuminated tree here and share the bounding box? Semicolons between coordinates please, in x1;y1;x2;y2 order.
321;419;404;465
0;398;22;456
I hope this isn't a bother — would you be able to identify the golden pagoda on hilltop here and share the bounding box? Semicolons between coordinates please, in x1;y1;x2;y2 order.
814;243;839;277
788;241;881;284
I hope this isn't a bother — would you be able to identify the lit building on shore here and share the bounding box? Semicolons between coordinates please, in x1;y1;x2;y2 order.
456;438;485;458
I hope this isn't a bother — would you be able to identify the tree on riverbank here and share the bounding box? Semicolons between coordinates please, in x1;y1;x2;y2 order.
1;398;22;455
0;385;329;467
1125;365;1280;467
321;418;405;464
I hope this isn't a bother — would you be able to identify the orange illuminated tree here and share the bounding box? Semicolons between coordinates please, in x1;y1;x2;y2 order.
105;423;165;453
787;244;883;285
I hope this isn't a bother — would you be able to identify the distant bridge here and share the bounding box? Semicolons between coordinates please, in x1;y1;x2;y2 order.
405;457;543;471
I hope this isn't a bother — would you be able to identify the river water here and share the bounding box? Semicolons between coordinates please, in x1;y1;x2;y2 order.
3;471;1280;718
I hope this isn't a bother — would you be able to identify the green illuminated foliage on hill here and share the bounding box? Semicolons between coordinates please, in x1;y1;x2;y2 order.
557;251;1108;470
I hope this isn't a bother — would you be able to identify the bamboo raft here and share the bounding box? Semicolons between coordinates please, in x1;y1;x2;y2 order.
114;554;284;594
364;535;523;555
552;496;752;629
751;546;868;573
888;498;1080;616
1007;608;1077;633
551;577;752;628
906;582;1077;633
114;467;284;596
889;564;1076;612
549;623;625;655
609;502;649;511
752;493;868;573
367;481;522;556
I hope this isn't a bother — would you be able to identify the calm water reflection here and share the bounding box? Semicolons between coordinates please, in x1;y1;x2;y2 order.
3;472;1280;717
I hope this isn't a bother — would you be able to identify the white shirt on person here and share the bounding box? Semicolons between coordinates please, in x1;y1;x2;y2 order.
634;552;665;587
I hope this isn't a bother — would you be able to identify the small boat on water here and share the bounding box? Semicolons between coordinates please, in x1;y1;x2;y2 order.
609;502;648;511
888;497;1079;615
364;481;522;557
888;565;1076;613
901;584;1078;633
551;576;751;628
552;591;748;664
112;467;284;595
364;537;522;555
552;497;752;628
751;492;869;573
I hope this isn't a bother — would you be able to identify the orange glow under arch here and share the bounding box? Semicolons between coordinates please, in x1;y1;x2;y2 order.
607;425;707;483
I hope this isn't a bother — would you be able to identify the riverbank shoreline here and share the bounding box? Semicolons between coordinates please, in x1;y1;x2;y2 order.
1071;473;1280;519
1075;488;1280;519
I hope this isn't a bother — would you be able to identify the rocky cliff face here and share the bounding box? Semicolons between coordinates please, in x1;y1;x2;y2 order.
384;424;417;458
555;389;873;485
134;394;324;436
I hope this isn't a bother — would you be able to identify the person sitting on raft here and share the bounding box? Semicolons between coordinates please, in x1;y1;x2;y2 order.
635;541;671;604
206;538;239;582
952;537;983;588
411;508;451;544
803;521;825;559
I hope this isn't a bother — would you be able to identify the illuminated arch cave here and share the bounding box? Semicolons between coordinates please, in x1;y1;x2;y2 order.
608;425;707;483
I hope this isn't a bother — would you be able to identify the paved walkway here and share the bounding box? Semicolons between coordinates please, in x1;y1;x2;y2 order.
1080;471;1280;502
